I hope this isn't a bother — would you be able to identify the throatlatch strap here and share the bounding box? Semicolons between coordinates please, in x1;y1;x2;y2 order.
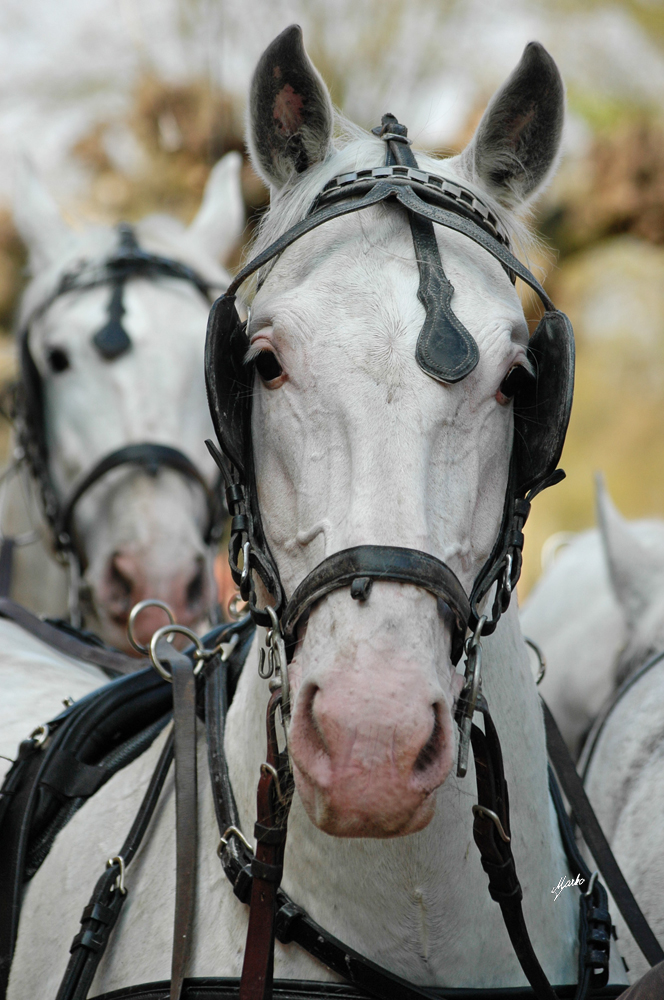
543;700;664;968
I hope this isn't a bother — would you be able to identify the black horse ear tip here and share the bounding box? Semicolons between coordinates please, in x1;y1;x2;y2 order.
271;23;304;49
521;41;560;74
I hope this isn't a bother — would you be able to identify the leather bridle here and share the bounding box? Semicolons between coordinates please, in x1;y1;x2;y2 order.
9;224;225;615
205;115;574;751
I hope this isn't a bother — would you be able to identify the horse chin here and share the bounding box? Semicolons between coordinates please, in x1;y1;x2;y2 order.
293;766;439;838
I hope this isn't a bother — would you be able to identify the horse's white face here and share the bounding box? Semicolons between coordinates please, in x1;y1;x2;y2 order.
252;205;527;838
247;27;564;838
15;154;245;651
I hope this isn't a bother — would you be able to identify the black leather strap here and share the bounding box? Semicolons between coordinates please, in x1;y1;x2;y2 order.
170;650;199;1000
0;539;15;599
57;442;219;553
280;545;470;662
87;980;629;999
542;701;664;968
224;178;554;313
469;698;558;1000
55;728;175;1000
0;596;137;676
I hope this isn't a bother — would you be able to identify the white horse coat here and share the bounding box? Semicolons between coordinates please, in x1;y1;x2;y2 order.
522;478;664;757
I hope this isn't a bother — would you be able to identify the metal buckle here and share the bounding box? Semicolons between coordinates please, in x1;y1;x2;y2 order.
456;615;487;778
107;855;127;895
472;805;511;843
218;825;254;857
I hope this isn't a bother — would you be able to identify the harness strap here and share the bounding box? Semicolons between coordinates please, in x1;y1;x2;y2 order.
56;443;221;554
54;728;175;1000
171;649;200;1000
0;597;136;676
239;692;293;1000
281;545;471;664
542;701;664;968
0;538;15;598
548;767;612;999
469;698;558;1000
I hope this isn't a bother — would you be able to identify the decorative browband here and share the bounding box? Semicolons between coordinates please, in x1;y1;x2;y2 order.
312;165;511;250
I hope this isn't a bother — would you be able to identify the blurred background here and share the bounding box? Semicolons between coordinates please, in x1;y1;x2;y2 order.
1;0;663;596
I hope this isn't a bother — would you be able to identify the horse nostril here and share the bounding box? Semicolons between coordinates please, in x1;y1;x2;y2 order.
185;563;205;608
414;709;443;773
110;557;132;598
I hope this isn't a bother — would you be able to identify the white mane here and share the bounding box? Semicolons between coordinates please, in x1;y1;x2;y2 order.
250;113;537;275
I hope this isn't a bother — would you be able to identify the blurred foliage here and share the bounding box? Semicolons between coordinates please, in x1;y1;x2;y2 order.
72;75;266;228
540;116;664;255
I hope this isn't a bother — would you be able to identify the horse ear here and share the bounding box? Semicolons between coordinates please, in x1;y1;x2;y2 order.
455;42;564;210
596;474;660;630
248;24;333;189
188;152;245;266
13;158;75;273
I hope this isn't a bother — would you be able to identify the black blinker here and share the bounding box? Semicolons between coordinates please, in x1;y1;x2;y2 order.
93;281;132;361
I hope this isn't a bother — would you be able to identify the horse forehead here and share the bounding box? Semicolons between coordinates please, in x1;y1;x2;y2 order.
262;208;523;349
37;278;206;352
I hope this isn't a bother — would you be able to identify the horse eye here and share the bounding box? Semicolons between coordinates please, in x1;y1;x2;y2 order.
499;364;532;400
47;347;70;373
254;350;283;383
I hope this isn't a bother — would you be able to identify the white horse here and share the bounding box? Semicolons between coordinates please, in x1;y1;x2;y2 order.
581;650;664;983
6;27;629;996
521;478;664;757
1;153;245;652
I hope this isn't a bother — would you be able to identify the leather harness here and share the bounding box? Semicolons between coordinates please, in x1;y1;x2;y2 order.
0;618;653;1000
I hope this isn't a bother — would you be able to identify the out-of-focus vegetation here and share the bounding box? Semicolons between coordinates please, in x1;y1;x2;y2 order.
1;0;664;599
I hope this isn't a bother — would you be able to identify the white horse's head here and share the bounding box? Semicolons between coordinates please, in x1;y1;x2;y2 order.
14;153;245;652
243;27;564;837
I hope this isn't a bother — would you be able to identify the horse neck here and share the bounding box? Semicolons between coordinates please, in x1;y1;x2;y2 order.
224;602;579;986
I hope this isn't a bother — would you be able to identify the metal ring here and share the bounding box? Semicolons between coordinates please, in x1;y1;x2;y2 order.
228;593;248;620
30;724;49;747
107;855;127;894
127;599;176;655
524;636;547;685
149;624;204;682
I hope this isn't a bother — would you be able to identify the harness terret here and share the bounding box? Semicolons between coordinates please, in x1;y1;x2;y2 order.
3;224;225;618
